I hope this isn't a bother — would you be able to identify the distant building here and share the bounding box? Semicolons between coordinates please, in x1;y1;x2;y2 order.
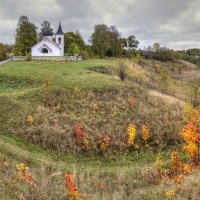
31;23;64;57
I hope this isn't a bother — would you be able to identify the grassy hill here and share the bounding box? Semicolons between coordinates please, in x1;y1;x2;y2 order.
0;59;200;199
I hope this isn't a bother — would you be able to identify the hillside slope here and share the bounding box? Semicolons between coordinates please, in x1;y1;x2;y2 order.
0;59;200;199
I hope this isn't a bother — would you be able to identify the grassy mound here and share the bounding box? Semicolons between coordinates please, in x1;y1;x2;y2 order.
10;86;183;155
1;59;200;199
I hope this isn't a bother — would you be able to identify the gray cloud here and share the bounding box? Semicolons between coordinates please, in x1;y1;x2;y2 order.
0;0;200;49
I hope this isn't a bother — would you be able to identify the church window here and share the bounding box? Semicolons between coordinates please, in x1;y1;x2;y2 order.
41;48;48;54
58;37;61;44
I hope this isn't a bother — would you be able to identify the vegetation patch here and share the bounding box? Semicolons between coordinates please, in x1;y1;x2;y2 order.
88;66;109;74
10;87;184;155
0;74;41;89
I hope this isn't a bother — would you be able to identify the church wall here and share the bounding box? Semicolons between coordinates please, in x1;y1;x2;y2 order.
31;41;62;57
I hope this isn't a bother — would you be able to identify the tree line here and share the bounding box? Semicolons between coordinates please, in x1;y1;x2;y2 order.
12;16;139;59
1;15;200;64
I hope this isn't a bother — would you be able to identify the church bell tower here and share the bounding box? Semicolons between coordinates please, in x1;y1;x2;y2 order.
55;22;64;56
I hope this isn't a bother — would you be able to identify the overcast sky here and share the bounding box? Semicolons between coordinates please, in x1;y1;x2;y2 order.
0;0;200;50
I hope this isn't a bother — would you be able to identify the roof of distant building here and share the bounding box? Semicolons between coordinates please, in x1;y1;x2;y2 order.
43;30;53;36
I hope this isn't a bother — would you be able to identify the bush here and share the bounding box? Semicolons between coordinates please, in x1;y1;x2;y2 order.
25;53;32;61
159;67;171;86
118;62;127;81
0;50;7;61
154;48;173;61
68;42;80;56
187;85;200;107
80;50;89;60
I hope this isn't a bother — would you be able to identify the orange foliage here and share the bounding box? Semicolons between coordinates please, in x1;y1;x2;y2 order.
64;173;82;200
75;124;86;139
97;183;105;191
180;109;200;164
96;134;111;151
128;97;135;107
171;151;182;173
100;134;111;151
16;163;36;186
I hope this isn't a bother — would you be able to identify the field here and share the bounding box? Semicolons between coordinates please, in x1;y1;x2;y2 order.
0;59;200;199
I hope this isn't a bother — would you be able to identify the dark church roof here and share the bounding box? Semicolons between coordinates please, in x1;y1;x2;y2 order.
43;30;53;36
56;22;64;35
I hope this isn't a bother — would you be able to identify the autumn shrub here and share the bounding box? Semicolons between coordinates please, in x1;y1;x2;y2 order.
180;108;200;164
64;173;82;200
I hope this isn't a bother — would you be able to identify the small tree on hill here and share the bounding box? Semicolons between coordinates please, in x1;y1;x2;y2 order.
64;32;85;53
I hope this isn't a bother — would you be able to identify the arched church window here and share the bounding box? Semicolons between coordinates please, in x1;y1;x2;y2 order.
58;37;61;44
41;48;48;54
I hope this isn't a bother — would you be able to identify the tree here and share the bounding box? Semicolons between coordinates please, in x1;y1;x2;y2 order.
90;24;110;58
154;47;173;61
153;43;160;52
68;42;80;55
0;43;5;51
107;26;123;57
64;32;85;53
127;35;139;50
38;21;54;41
14;16;37;55
0;43;7;61
121;38;128;49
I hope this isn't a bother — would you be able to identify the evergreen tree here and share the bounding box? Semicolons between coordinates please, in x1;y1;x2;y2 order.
14;16;37;55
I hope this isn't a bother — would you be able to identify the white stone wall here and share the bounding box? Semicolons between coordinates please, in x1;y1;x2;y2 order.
12;56;82;62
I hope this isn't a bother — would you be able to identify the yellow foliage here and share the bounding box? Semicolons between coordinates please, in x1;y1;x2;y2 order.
74;87;80;94
165;189;176;198
82;137;89;150
128;124;136;147
142;125;150;143
27;115;34;125
155;154;164;173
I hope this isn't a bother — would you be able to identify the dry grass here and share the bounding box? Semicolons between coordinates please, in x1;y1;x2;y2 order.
9;87;184;155
148;90;185;106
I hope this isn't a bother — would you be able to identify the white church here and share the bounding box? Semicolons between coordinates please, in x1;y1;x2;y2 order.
31;23;64;57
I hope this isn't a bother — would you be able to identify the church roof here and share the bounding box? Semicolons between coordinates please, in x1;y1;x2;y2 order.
56;22;64;35
31;37;60;50
43;30;53;36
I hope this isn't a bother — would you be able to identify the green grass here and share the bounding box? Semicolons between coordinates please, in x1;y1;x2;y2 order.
0;60;124;93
